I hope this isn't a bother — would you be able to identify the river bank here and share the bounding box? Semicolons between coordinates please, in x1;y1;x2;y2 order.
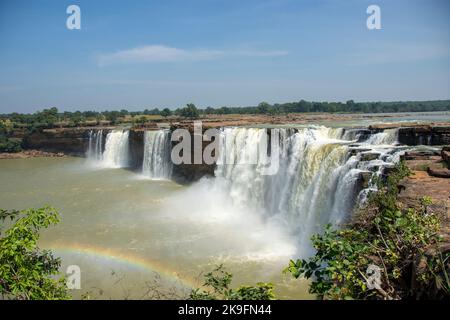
0;149;65;159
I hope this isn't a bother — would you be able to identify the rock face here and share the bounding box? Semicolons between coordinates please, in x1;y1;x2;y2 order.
357;171;373;189
397;126;450;145
427;167;450;178
128;130;144;170
172;162;216;184
15;124;450;184
360;152;380;162
442;146;450;169
402;150;440;160
169;127;216;183
23;128;92;156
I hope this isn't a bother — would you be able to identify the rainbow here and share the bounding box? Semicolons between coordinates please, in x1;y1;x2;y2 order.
46;242;199;289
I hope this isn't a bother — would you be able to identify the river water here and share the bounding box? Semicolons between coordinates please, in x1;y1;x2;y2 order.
0;157;310;299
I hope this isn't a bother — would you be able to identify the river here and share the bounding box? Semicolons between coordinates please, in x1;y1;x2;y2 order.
0;156;310;299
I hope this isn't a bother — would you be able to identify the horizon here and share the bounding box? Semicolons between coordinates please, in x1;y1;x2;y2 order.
2;98;450;115
0;99;450;116
1;0;450;113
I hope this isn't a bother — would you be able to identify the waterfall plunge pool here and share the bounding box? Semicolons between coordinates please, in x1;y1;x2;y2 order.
0;157;311;299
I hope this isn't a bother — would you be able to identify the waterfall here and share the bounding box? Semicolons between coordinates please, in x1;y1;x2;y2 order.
101;130;130;168
87;130;103;160
365;128;398;145
213;126;401;256
84;125;403;257
142;130;173;179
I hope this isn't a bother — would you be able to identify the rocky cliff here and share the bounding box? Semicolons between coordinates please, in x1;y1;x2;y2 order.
23;128;92;156
15;124;450;183
368;124;450;145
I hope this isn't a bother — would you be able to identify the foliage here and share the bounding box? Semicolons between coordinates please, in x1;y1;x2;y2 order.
285;161;449;300
198;100;450;115
0;207;70;300
190;265;275;300
133;116;149;127
160;108;172;118
0;137;22;153
0;119;14;135
1;100;449;131
178;103;200;119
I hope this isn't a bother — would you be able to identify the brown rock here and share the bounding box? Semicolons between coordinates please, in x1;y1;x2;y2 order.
427;167;450;178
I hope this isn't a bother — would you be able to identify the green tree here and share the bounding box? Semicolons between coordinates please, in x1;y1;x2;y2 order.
34;107;59;128
205;107;215;114
0;137;22;152
0;119;14;135
160;108;172;118
0;207;70;300
180;103;200;119
104;111;121;125
257;102;270;114
190;265;275;300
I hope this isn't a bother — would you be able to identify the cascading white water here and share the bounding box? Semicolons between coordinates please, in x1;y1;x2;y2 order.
213;126;402;256
85;125;404;257
101;130;130;168
142;130;173;179
87;130;103;160
365;128;399;145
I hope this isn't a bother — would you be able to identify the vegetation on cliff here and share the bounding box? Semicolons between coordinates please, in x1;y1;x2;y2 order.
0;136;22;153
285;162;449;300
0;207;69;300
0;119;22;152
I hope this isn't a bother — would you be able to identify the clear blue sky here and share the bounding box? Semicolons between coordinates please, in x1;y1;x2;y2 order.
0;0;449;113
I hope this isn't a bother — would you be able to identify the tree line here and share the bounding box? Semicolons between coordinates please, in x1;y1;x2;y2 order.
1;100;449;131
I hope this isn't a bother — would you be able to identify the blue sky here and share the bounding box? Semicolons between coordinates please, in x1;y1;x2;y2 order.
0;0;449;113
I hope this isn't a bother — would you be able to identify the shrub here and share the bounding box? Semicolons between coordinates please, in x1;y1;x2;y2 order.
190;265;275;300
0;207;70;300
0;137;22;153
179;103;200;119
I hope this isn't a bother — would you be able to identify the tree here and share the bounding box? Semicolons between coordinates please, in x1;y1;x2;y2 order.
0;137;22;153
0;119;13;135
190;265;275;300
179;103;200;119
257;102;270;114
0;207;70;300
204;107;215;114
134;116;148;127
34;107;59;128
104;111;121;125
160;108;172;118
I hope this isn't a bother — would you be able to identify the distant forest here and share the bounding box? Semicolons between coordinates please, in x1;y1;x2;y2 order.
1;99;449;130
